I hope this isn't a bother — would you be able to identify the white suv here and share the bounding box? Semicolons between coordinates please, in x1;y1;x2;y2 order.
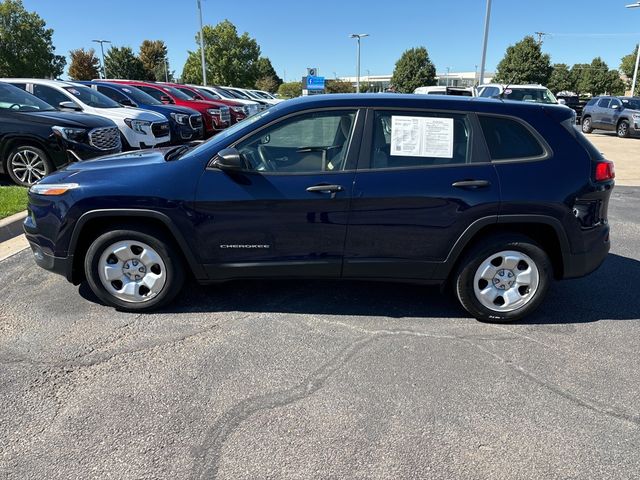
475;83;559;104
5;79;171;148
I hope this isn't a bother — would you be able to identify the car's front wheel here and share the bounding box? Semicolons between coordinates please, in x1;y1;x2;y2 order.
455;235;552;323
581;116;593;134
6;145;53;187
84;228;184;311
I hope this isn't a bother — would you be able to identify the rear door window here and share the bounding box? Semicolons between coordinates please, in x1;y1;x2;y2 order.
97;85;129;104
32;85;70;108
479;116;545;160
369;111;471;169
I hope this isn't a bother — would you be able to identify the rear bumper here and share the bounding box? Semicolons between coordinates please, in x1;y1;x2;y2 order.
562;225;610;279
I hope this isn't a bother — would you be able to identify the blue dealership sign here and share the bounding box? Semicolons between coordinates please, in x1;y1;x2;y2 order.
306;76;325;90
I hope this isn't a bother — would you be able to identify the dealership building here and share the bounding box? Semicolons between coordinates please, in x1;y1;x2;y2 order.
339;71;495;92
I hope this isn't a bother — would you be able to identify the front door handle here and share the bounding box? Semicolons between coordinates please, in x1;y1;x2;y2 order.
452;180;491;189
306;184;344;193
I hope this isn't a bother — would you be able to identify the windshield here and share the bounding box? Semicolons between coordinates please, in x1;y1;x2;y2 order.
503;88;557;104
0;82;55;111
161;86;191;100
194;88;220;101
251;91;271;99
211;87;233;99
64;85;120;108
227;88;251;100
119;85;162;105
622;98;640;110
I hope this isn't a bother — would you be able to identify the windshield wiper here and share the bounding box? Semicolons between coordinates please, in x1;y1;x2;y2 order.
164;145;191;161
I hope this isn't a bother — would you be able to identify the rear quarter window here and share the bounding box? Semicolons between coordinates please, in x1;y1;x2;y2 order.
479;116;545;160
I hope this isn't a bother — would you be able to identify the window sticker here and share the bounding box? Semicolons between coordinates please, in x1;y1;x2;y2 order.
68;88;80;96
122;88;132;93
390;116;454;158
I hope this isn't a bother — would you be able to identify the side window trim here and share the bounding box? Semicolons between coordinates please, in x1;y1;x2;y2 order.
356;107;481;171
210;107;366;175
477;113;552;163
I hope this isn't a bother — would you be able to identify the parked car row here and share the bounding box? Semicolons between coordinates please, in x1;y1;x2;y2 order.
0;77;282;186
581;96;640;138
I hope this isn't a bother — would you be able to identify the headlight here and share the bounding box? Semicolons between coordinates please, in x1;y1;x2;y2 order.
632;113;640;120
231;106;244;113
51;126;87;143
170;112;189;125
124;118;152;134
207;108;220;117
30;183;79;196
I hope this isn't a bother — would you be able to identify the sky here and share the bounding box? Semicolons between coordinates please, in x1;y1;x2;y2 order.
22;0;640;81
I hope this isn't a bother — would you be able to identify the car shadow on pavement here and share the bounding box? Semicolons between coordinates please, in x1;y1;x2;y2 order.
79;253;640;324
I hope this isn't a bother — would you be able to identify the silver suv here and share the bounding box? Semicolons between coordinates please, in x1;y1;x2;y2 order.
581;96;640;138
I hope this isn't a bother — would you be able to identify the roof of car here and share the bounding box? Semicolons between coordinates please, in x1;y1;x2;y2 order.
277;93;569;116
0;78;78;87
479;84;549;89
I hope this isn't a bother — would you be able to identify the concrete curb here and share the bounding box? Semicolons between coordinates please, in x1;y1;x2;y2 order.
0;210;27;244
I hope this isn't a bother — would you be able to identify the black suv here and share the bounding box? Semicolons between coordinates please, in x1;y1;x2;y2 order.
0;82;121;186
24;94;614;322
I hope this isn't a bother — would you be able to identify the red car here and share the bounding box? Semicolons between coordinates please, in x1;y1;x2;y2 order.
104;80;230;137
160;83;248;125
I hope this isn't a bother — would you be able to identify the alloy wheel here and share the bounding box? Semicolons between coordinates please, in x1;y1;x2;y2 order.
9;148;48;185
472;250;540;313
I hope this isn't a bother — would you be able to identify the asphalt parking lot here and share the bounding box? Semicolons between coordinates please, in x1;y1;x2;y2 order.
0;179;639;479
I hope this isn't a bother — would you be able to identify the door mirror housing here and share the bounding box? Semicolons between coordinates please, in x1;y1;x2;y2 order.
160;95;174;104
557;98;566;105
58;101;82;111
612;103;620;110
213;148;245;171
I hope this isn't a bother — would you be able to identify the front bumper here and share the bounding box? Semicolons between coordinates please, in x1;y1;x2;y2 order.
26;238;74;282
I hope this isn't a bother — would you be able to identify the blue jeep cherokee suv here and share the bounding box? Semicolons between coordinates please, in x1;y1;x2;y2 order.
23;94;614;322
76;81;204;144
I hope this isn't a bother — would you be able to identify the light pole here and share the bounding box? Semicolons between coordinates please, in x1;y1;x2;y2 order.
479;0;492;85
627;2;640;96
92;39;111;79
197;0;207;86
349;33;369;93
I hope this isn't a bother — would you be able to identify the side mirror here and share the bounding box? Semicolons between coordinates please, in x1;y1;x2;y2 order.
612;104;620;110
212;147;245;171
557;98;566;105
58;101;81;111
160;95;174;104
119;98;136;107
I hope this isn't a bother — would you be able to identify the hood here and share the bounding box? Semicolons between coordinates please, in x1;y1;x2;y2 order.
177;99;227;112
145;104;201;116
64;148;170;172
20;110;117;128
92;106;167;122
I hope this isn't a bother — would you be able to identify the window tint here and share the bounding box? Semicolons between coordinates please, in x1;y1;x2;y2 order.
586;98;598;106
370;111;470;169
176;87;200;100
0;83;54;111
479;87;500;98
97;85;128;104
235;110;357;173
138;86;165;101
479;116;544;160
33;85;71;108
610;98;622;109
597;98;610;108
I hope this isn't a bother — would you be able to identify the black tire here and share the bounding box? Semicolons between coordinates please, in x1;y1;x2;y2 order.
617;120;630;138
454;234;552;323
581;116;593;134
6;145;53;187
84;227;184;312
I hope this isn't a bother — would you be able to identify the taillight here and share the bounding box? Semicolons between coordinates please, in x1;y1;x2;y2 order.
594;161;615;182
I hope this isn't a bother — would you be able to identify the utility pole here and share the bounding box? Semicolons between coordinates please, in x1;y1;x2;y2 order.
92;39;111;79
197;0;207;86
349;33;369;93
627;2;640;96
534;32;549;45
479;0;492;86
165;58;169;82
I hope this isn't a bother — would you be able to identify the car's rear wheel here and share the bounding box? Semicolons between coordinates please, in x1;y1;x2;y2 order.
455;235;552;323
84;228;184;311
581;116;593;134
6;145;53;187
617;120;630;138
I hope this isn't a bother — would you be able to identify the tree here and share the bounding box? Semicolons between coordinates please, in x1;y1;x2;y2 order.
570;63;590;96
0;0;65;77
390;47;436;93
68;48;100;80
493;36;552;85
277;81;302;99
620;45;639;93
254;57;282;92
139;40;168;81
607;70;626;96
581;58;613;96
182;20;261;87
547;63;572;94
325;79;354;94
104;46;145;80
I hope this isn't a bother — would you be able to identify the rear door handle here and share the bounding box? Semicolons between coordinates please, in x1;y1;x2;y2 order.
306;184;344;193
452;180;491;189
